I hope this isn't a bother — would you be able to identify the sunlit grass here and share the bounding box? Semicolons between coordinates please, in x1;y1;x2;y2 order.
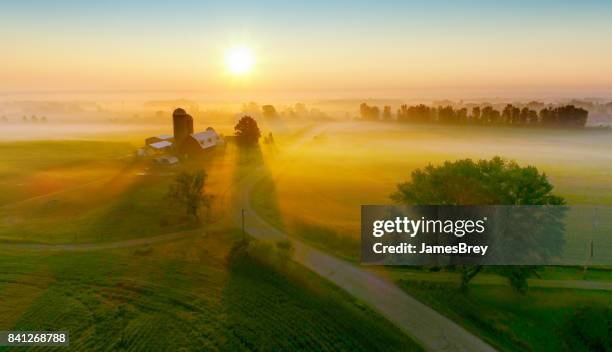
253;122;612;253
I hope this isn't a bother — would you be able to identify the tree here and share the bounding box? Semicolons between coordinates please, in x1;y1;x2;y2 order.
262;105;279;119
168;170;211;220
234;115;261;146
360;103;380;120
540;105;588;127
383;106;392;120
471;106;481;124
390;103;588;128
456;108;468;124
294;103;308;117
391;157;565;291
437;105;455;124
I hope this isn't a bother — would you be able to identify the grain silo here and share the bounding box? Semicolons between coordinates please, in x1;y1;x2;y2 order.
172;108;194;147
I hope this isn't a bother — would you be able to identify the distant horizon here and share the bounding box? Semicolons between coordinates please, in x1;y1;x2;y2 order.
2;86;612;103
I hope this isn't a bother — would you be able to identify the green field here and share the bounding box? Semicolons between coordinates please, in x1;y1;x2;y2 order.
0;140;238;244
0;136;422;351
398;279;610;352
251;122;612;261
0;230;420;351
247;121;612;351
2;121;612;351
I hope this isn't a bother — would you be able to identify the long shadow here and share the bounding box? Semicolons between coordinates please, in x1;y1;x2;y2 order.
231;142;286;233
83;162;196;243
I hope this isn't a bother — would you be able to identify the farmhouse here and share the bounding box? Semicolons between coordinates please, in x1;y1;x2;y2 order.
180;127;224;155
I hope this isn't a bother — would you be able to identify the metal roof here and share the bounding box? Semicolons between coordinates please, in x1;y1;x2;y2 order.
190;128;222;150
148;140;173;149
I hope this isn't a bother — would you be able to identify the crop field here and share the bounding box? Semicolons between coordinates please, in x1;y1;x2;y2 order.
0;229;420;351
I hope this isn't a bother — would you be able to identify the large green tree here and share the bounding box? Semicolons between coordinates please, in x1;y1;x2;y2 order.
234;115;262;146
168;170;211;221
391;157;565;291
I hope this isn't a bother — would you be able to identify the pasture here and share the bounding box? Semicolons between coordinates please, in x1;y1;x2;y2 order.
248;121;612;351
251;122;612;261
0;127;421;351
0;140;230;244
1;119;611;351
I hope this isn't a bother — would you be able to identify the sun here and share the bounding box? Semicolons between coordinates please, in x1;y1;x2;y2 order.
225;45;255;75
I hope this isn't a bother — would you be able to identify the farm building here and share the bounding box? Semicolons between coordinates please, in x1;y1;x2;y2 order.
143;108;224;158
146;140;173;155
180;127;224;155
145;134;174;146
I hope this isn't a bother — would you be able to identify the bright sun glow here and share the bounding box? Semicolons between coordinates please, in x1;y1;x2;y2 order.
226;45;255;75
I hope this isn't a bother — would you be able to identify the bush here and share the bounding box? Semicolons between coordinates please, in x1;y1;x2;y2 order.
227;237;293;272
561;306;611;352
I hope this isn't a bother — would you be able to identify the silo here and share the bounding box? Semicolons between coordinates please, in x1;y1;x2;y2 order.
173;108;194;147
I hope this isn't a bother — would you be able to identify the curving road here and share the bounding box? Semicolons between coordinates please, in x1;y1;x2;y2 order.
231;126;497;352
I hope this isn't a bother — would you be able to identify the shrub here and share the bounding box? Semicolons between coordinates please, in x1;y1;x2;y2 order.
227;237;293;272
561;306;611;352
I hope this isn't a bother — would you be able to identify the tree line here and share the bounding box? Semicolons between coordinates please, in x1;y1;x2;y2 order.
0;115;48;123
360;103;589;128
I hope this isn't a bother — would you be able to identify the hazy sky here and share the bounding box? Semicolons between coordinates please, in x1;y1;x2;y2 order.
2;0;612;98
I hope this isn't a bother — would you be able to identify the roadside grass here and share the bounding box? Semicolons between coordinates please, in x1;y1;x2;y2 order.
0;228;422;351
398;279;611;352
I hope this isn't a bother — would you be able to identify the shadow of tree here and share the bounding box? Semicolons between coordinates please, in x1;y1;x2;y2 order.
232;143;286;233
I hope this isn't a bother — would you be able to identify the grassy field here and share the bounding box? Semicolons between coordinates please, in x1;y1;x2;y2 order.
247;121;612;351
251;122;612;261
397;279;610;352
0;141;133;206
0;139;238;244
0;121;310;245
0;129;424;351
0;229;421;351
2;121;611;351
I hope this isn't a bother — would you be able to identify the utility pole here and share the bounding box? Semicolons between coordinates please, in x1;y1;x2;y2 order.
241;208;245;238
584;207;598;274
